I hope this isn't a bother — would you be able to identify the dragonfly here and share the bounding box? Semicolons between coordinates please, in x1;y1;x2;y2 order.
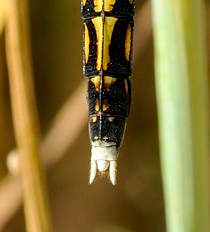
81;0;134;185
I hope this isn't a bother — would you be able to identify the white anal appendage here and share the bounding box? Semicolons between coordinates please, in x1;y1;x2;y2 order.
89;160;97;184
89;141;118;185
109;161;117;185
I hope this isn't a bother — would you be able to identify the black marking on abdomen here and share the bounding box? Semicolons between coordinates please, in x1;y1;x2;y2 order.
104;19;133;77
82;0;134;147
83;19;99;76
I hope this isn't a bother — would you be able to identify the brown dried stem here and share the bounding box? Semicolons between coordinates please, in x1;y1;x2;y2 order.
5;0;52;231
0;0;7;36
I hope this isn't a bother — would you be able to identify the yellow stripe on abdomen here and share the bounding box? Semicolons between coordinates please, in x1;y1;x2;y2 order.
82;0;87;6
91;17;103;71
93;0;103;12
104;0;116;12
84;24;90;64
125;23;132;61
103;17;118;70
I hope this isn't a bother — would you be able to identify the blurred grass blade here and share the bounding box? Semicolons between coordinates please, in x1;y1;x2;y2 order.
5;0;53;231
151;0;210;232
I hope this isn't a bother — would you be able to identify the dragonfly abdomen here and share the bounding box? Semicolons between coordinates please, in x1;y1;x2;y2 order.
88;76;131;146
81;0;134;184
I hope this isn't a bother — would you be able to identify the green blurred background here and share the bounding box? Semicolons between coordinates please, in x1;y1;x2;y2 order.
3;0;209;231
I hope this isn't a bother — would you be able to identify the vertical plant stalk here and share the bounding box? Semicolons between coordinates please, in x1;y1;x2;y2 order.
0;0;7;35
5;0;53;232
0;0;7;178
151;0;210;232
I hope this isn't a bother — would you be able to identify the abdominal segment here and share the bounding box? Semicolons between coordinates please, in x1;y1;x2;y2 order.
82;0;134;147
88;76;131;147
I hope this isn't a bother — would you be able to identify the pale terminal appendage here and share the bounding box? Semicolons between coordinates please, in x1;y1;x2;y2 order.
89;141;118;185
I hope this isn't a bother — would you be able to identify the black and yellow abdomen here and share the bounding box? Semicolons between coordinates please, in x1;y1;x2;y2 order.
81;0;134;184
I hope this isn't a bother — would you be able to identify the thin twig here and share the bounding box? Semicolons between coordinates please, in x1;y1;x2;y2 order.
41;81;87;168
5;0;52;231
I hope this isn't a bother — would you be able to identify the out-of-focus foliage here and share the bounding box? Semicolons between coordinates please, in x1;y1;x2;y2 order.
152;0;210;232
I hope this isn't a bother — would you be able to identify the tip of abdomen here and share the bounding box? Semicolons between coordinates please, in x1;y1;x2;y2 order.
89;141;118;185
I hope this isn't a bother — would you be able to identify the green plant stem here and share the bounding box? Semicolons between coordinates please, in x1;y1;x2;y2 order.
151;1;210;232
5;0;53;231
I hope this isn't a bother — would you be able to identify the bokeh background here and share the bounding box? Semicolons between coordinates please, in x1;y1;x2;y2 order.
1;0;209;231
